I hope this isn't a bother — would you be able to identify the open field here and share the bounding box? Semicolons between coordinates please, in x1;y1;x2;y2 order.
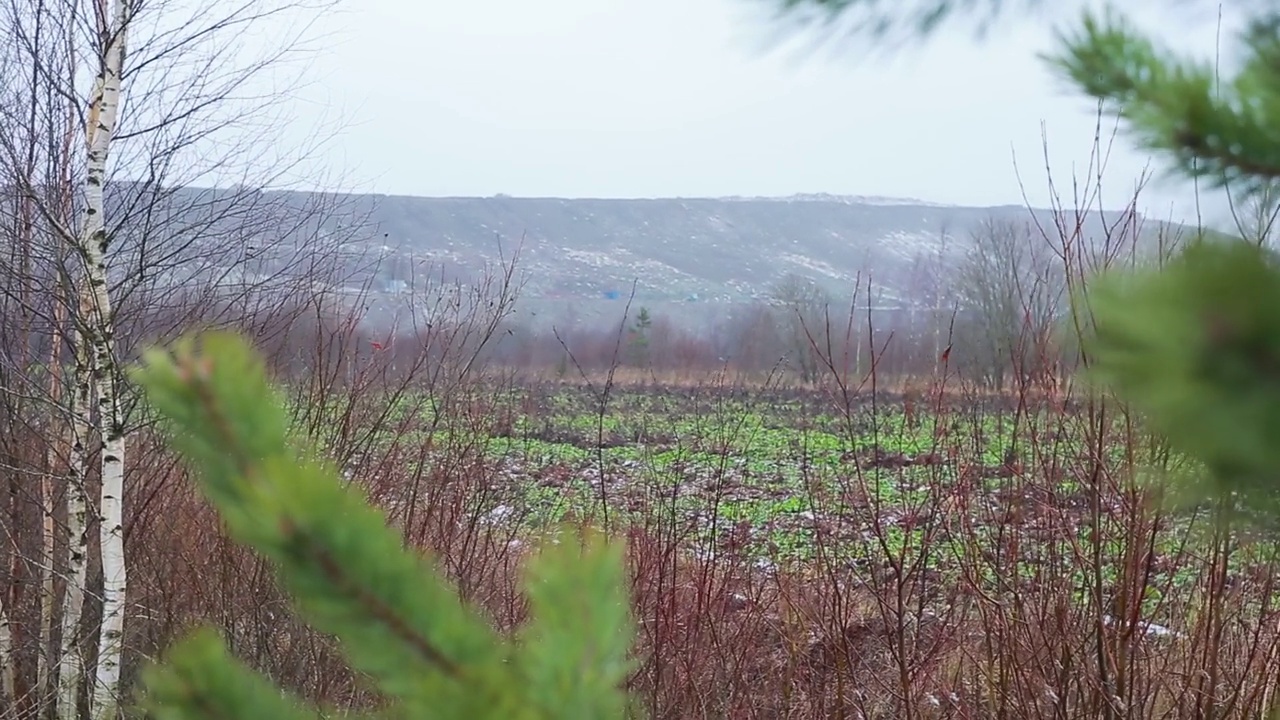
128;369;1280;718
491;380;1278;718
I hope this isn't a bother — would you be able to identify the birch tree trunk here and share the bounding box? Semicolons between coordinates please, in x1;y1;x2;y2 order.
57;309;93;720
0;598;13;706
42;98;79;718
81;2;131;716
40;262;68;720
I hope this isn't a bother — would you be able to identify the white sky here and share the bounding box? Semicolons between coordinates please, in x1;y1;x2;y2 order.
284;0;1242;226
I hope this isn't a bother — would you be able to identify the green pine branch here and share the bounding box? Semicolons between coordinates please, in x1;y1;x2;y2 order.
1084;239;1280;526
141;628;354;720
132;331;638;719
1047;8;1280;198
768;0;1040;43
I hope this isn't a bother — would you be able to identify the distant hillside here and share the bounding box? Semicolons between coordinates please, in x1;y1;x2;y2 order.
345;194;1024;302
333;193;1185;327
106;186;1187;331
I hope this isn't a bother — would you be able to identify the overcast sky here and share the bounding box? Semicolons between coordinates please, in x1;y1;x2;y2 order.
289;0;1238;225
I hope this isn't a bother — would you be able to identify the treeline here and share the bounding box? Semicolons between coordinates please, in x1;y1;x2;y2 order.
466;214;1145;390
343;212;1196;392
479;300;1059;389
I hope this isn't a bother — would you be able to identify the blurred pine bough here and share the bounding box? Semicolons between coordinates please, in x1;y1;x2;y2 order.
131;332;638;720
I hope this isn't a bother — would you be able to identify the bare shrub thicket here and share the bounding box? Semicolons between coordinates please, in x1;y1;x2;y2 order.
120;255;528;712
610;127;1280;718
487;272;1070;393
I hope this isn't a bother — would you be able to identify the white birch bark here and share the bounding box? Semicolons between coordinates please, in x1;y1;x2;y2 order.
0;597;13;706
39;239;71;714
82;2;131;717
57;309;93;720
39;306;65;718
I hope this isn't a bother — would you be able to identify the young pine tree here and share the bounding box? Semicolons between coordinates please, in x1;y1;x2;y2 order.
130;331;639;719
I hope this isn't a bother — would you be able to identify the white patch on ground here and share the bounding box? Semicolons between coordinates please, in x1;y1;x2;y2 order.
631;258;694;278
778;253;857;281
561;248;626;267
880;230;943;260
416;249;465;263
